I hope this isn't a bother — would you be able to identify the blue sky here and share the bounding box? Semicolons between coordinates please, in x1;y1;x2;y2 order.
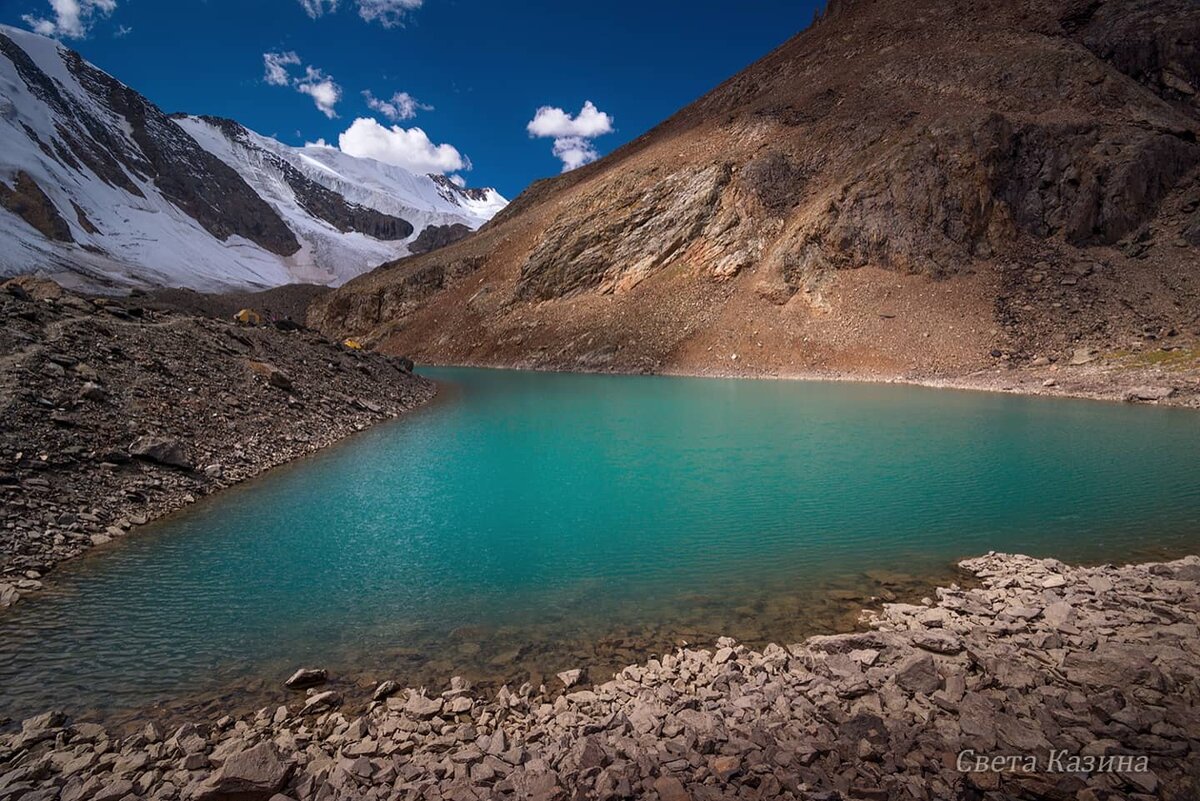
4;0;822;198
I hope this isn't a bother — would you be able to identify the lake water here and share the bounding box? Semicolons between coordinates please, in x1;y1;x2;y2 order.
1;368;1199;723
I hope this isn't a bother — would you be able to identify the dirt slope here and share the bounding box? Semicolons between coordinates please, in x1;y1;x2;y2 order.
310;0;1200;397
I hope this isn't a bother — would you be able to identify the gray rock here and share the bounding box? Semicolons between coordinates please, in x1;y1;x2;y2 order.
894;653;941;695
284;667;328;690
79;382;107;402
1123;386;1176;402
557;669;586;689
191;742;293;801
1068;348;1099;366
372;680;400;702
128;435;192;470
405;692;444;719
1042;600;1074;629
301;690;342;715
910;631;963;654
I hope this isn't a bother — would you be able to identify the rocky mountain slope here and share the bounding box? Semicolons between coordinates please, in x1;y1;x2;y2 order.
0;276;434;603
0;25;506;293
311;0;1200;396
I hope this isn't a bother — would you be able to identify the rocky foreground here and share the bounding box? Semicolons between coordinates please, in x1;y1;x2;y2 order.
1;553;1197;800
0;277;434;607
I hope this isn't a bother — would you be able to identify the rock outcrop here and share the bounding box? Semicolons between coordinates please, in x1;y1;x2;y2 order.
0;278;434;604
310;0;1200;399
2;553;1197;799
408;223;473;256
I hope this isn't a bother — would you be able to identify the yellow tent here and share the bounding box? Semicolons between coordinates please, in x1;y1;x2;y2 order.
342;338;364;350
234;308;262;326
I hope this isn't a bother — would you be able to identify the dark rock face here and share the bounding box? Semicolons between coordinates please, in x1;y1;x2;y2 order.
740;150;807;216
0;33;301;258
63;58;302;258
804;115;1200;279
1066;0;1200;108
428;173;493;204
409;223;473;255
0;171;73;242
316;256;486;332
991;122;1199;246
192;116;414;242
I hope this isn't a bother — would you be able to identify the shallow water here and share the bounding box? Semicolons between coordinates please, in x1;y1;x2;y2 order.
1;368;1199;722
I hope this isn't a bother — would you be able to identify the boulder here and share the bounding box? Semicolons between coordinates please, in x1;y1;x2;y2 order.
17;710;66;747
190;742;293;801
1123;386;1176;402
301;691;341;715
653;775;691;801
1068;348;1099;366
247;361;294;392
283;668;327;690
404;692;444;719
129;436;192;470
894;653;941;695
910;631;964;654
371;680;400;702
79;382;107;402
556;668;586;689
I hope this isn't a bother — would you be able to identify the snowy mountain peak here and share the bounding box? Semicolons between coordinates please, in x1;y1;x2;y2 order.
0;25;507;292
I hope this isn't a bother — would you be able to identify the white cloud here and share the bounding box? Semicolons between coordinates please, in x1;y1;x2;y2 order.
113;23;131;37
551;137;600;172
263;51;301;87
527;101;614;139
447;174;466;187
296;0;421;27
23;0;117;39
263;54;341;118
363;90;432;122
298;0;338;18
527;101;614;172
296;66;342;119
356;0;422;27
338;117;468;174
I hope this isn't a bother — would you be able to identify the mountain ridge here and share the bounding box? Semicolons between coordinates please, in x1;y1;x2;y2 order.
0;24;506;292
310;0;1200;398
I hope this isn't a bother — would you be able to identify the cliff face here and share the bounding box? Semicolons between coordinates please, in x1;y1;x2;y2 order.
310;0;1200;383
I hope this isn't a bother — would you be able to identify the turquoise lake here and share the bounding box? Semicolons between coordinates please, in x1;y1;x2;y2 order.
2;367;1199;722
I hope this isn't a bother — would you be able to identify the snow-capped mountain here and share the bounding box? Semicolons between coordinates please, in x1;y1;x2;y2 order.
0;25;507;292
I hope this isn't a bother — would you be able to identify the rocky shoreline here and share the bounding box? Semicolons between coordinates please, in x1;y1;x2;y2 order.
0;277;435;609
664;360;1200;410
402;355;1200;410
2;552;1197;800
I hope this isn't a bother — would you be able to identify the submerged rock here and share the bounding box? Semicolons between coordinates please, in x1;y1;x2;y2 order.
283;667;327;690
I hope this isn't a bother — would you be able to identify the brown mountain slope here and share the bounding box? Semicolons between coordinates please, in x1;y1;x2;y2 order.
310;0;1200;399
